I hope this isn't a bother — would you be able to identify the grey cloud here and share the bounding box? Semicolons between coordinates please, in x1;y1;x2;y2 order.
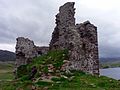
74;3;120;58
97;21;120;58
0;0;57;45
0;0;120;57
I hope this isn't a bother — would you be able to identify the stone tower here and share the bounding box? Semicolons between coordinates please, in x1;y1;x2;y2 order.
50;2;99;75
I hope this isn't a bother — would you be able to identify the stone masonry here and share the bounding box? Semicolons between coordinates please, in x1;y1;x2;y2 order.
15;37;37;68
15;37;49;69
50;2;99;75
15;2;99;75
36;46;49;55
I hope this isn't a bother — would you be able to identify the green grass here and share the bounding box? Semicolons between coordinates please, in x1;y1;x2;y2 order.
0;63;14;81
0;50;120;90
0;72;13;81
0;71;120;90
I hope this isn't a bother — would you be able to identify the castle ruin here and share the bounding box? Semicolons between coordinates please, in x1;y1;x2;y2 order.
15;37;49;72
15;2;99;75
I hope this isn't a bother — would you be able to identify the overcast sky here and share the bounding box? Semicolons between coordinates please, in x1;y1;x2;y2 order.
0;0;120;57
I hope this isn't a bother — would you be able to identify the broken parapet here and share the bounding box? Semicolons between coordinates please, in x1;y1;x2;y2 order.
50;2;99;75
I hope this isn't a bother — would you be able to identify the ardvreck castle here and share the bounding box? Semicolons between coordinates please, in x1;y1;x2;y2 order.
15;2;99;75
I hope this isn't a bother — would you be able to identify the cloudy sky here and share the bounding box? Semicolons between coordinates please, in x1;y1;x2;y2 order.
0;0;120;57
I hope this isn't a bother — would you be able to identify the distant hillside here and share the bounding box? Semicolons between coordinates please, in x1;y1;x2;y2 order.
0;50;15;61
100;57;120;68
100;57;120;63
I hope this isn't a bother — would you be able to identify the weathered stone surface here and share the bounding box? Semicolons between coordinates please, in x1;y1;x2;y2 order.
36;46;49;55
15;2;99;75
50;2;99;75
15;37;38;68
15;37;49;69
76;21;99;74
50;2;75;50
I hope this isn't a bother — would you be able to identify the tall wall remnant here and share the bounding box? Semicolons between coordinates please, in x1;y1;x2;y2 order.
50;2;99;75
50;2;76;50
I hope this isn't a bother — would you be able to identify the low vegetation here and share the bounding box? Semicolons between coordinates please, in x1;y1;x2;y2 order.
0;63;14;81
0;50;120;90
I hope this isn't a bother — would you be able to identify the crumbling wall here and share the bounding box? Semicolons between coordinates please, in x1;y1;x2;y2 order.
15;37;38;68
50;2;99;75
50;2;76;50
76;21;99;74
36;46;49;55
15;2;99;75
15;37;49;68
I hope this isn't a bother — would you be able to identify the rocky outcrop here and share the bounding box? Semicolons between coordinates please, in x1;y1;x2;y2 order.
50;2;99;75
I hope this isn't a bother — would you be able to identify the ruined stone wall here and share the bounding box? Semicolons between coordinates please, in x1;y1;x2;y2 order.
50;2;76;50
50;2;99;75
76;21;99;74
15;2;99;75
15;37;38;68
15;37;49;69
36;46;49;55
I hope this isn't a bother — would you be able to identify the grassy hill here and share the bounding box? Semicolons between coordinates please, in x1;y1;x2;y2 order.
0;50;120;90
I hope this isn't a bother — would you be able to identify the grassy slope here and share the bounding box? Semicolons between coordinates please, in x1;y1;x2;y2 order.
0;63;14;81
0;50;120;90
1;71;120;90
